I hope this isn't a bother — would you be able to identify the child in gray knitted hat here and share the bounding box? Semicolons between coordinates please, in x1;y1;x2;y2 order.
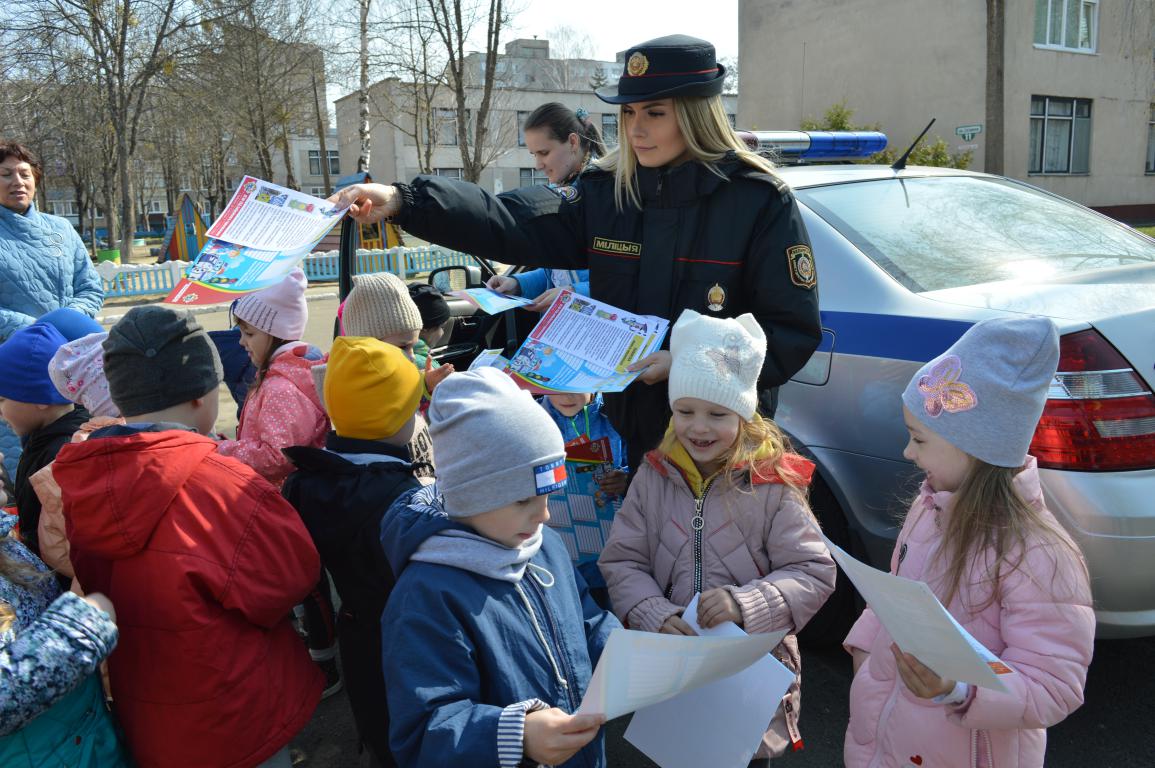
844;316;1094;768
379;367;619;768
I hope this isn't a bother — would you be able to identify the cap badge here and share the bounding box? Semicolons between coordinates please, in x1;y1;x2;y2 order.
627;51;649;77
706;283;726;311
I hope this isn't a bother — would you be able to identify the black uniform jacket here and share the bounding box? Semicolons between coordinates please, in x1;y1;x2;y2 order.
394;154;821;457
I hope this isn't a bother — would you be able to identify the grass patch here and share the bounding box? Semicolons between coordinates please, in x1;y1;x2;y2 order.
1137;226;1155;238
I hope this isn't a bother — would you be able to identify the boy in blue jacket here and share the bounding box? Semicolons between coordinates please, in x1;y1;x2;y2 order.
380;367;619;768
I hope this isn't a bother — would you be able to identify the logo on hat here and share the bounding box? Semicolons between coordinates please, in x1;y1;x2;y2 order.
786;245;817;289
627;51;649;77
534;458;567;495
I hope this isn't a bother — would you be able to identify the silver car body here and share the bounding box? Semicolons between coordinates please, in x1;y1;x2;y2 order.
772;164;1155;639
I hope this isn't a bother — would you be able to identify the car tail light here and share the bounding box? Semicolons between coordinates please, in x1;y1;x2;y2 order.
1031;329;1155;471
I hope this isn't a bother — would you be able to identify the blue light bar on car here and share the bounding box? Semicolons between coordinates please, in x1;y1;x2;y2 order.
736;131;888;159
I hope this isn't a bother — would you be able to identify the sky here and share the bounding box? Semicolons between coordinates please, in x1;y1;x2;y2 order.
507;0;739;63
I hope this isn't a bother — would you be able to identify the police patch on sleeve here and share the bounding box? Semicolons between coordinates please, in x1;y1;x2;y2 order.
554;185;580;203
786;245;817;289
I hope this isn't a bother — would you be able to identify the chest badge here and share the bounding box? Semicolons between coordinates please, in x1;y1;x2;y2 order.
706;283;726;311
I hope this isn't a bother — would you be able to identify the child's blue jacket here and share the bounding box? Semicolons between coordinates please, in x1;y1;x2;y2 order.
380;485;619;768
538;393;627;471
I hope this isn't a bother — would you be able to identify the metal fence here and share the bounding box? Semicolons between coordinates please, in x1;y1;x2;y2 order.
98;246;477;300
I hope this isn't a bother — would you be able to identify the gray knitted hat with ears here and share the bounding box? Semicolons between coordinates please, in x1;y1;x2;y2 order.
901;316;1059;468
428;367;566;518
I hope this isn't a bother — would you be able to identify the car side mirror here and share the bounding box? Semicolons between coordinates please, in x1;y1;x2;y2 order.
429;265;483;292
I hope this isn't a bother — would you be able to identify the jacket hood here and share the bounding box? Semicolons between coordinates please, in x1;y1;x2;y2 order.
267;342;326;413
378;483;456;576
53;426;219;559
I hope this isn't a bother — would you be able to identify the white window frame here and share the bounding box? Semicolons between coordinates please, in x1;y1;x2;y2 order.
519;167;549;187
1146;105;1155;174
307;149;339;176
601;113;618;146
1029;95;1092;175
434;168;463;181
310;187;328;197
1034;0;1098;53
51;200;78;217
435;108;459;146
149;201;164;214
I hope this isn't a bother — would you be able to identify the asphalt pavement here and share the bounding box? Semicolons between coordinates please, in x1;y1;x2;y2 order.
294;635;1155;767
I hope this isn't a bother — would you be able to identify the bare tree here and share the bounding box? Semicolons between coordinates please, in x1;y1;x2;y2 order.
1;0;240;261
424;0;511;182
984;0;1005;175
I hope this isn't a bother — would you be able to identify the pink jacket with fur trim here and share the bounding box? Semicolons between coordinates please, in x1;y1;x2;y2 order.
599;450;835;758
843;458;1094;768
218;343;328;488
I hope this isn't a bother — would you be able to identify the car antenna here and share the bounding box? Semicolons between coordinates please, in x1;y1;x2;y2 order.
891;118;936;171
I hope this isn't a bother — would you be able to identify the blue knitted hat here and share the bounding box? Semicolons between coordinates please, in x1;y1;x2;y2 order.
0;322;72;405
38;307;104;342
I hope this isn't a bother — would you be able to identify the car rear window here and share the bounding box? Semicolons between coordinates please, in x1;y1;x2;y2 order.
795;176;1155;292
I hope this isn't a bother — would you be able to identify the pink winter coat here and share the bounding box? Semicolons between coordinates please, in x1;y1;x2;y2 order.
843;458;1094;768
218;342;329;488
599;449;836;758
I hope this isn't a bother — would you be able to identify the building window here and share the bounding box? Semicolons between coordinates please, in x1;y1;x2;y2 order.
601;113;618;146
727;113;737;129
309;187;328;197
436;108;459;146
308;150;340;176
434;168;463;181
51;200;77;217
149;201;164;214
519;168;550;187
1034;0;1097;52
1147;105;1155;174
518;111;530;147
1029;96;1091;174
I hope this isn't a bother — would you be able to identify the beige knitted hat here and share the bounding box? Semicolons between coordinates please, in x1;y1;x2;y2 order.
342;272;423;339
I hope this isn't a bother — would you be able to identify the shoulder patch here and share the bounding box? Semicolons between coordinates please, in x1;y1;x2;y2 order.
555;185;580;203
786;245;817;289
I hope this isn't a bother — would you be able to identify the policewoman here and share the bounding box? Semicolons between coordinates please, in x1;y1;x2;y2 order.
334;34;821;473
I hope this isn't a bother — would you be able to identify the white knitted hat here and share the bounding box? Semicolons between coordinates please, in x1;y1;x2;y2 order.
667;309;766;420
231;267;308;340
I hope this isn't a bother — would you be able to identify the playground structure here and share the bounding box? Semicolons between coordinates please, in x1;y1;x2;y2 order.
158;193;210;262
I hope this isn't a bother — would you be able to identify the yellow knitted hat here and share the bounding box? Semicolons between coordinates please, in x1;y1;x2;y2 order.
324;336;423;440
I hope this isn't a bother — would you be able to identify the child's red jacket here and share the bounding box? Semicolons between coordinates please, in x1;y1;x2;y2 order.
54;425;323;768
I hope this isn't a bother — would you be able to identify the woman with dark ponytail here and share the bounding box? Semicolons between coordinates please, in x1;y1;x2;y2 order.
485;102;602;310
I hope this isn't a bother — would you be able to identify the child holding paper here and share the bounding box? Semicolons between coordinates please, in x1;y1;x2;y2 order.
379;368;619;768
843;317;1094;768
599;310;835;761
539;392;627;603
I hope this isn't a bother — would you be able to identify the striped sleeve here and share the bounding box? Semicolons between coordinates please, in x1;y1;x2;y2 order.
497;698;548;768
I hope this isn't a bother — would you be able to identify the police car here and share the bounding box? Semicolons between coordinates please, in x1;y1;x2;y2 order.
753;133;1155;642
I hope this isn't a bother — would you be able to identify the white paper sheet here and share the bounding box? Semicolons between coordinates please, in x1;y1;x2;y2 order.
827;540;1012;692
576;628;781;720
624;595;793;768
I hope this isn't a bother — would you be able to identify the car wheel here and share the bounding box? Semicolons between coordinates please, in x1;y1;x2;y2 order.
798;474;866;649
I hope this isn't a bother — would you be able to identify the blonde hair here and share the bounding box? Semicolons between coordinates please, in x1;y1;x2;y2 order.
933;459;1088;612
595;94;778;211
660;412;809;494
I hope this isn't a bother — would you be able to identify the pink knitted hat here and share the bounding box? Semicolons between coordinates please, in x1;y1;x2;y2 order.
48;331;120;418
232;267;309;340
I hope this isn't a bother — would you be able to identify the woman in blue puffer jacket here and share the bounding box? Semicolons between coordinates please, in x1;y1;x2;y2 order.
0;141;104;479
0;513;130;766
